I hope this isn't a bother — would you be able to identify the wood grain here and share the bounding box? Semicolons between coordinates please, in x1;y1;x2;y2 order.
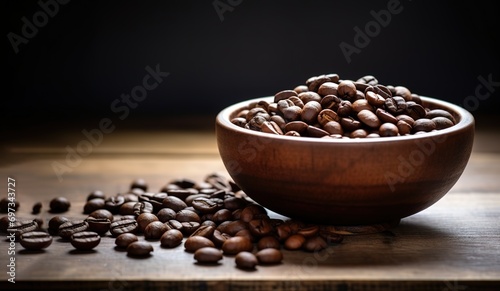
1;128;499;290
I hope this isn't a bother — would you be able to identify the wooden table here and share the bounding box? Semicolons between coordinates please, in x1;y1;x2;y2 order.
1;117;499;290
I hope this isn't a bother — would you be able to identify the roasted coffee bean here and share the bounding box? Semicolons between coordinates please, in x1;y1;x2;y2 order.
194;247;223;264
88;209;114;222
284;121;308;134
189;225;215;239
358;110;381;128
394;86;412;101
115;233;139;248
211;229;231;248
58;220;88;240
432;116;454;130
160;229;183;248
71;231;100;250
294;85;309;93
274;89;297;102
323;121;343;135
357;75;378;86
144;221;168;240
365;90;386;107
31;202;42;214
175;209;201;223
317;82;338;97
20;231;53;250
127;241;153;257
385;96;407;115
257;236;281;250
105;196;125;213
48;216;69;235
301;101;322;124
162;196;187;212
350;129;368;138
165;219;184;232
181;221;200;236
240;204;267;223
307;125;329;137
185;236;215;253
137;213;159;232
406;102;426;120
234;229;255;242
340;117;362;131
85;217;111;235
223;196;247;211
167;189;196;201
261;121;283;135
281;105;302;121
256;248;283;265
49;197;71;213
288;96;304;108
211;209;233;224
396;114;415;126
397;120;412;135
317;109;340;126
235;251;258;269
157;208;177;222
133;201;154;216
320;95;341;111
303;236;328;252
352;99;374;113
248;218;273;237
109;218;138;237
222;236;253;255
297;225;319;238
337;80;357;101
7;220;38;239
87;190;105;201
337;100;353;117
119;202;137;215
284;234;306;250
185;194;210;206
298;92;322;104
379;123;399;137
426;109;456;124
84;198;105;214
413;118;436;132
130;178;148;191
306;75;331;92
219;220;248;236
192;197;222;214
376;108;398;124
201;219;217;228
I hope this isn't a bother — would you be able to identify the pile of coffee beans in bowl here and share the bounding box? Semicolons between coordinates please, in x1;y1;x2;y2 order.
231;74;457;138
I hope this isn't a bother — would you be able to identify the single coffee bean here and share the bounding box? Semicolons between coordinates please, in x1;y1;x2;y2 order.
307;125;329;137
352;99;374;113
48;216;69;235
49;197;71;213
274;89;297;102
71;231;100;250
357;75;378;86
137;213;159;232
194;247;223;264
256;248;283;265
115;233;138;248
284;120;308;134
119;201;137;216
223;196;247;211
234;229;255;243
340;117;362;131
144;221;168;240
211;209;233;224
379;123;399;137
397;120;412;135
20;231;53;250
181;221;200;236
297;225;320;238
165;219;184;232
261;120;283;135
192;197;221;214
105;195;125;214
7;220;38;239
350;129;368;138
167;189;196;201
301;101;322;124
432;116;454;130
426;109;456;124
337;80;357;101
85;217;111;235
176;209;201;223
303;236;328;252
337;100;353;117
201;219;217;228
376;108;398;124
293;85;308;93
396;114;415;126
211;229;231;248
222;236;253;255
235;251;258;270
257;236;281;250
406;102;426;120
413;118;436;132
88;209;114;222
365;91;386;108
306;75;331;92
109;218;138;237
219;220;248;236
32;202;42;214
157;208;177;223
284;234;306;250
160;229;184;248
162;196;188;212
394;86;412;101
248;218;273;237
87;190;105;201
185;236;215;253
189;225;215;239
130;178;148;191
282;105;302;122
58;220;89;240
385;96;407;115
240;204;267;223
84;198;105;214
358;110;381;128
323;121;343;135
133;201;154;216
127;241;153;257
317;82;338;96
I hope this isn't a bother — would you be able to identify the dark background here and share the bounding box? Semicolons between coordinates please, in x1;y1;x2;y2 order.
2;0;499;135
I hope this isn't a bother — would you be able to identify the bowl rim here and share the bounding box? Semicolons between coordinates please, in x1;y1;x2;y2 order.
216;96;475;144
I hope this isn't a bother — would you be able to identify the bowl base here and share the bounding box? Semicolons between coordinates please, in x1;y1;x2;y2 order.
318;219;400;235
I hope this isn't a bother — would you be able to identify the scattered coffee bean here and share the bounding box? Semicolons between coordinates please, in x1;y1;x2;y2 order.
194;247;223;264
71;231;101;250
284;234;306;250
58;220;89;240
84;198;105;214
48;216;69;235
115;233;139;248
85;217;111;235
49;197;71;213
184;236;215;253
222;236;253;255
136;213;159;232
32;202;42;214
303;236;328;252
87;190;105;201
127;241;153;257
144;221;168;240
160;229;184;248
109;218;138;237
20;231;52;250
235;251;258;270
256;248;283;265
7;220;39;239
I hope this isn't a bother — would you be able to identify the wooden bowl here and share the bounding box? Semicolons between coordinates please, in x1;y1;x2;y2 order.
216;96;475;225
